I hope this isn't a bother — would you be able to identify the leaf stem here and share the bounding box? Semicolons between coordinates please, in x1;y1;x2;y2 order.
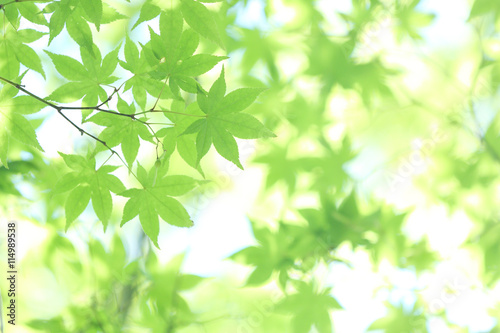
143;122;174;126
151;76;169;111
143;122;166;158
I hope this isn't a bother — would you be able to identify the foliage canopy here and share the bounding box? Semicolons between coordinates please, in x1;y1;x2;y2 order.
1;0;500;332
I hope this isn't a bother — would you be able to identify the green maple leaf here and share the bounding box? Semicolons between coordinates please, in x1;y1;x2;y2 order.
46;0;124;52
45;44;120;119
80;0;103;30
254;137;353;194
307;192;376;250
181;67;275;168
253;144;299;193
230;222;315;287
180;0;224;49
119;36;175;109
155;100;205;175
368;302;426;333
46;0;96;54
119;163;201;248
0;24;45;79
2;1;48;28
86;97;154;166
54;152;125;230
0;81;46;167
275;281;342;333
130;0;224;50
306;137;355;191
131;1;161;30
145;254;204;314
142;8;226;98
469;0;500;20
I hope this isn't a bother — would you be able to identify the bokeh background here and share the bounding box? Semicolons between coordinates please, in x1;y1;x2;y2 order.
1;0;500;332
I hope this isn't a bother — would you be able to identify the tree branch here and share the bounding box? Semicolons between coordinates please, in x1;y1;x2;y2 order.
0;0;50;9
0;76;141;179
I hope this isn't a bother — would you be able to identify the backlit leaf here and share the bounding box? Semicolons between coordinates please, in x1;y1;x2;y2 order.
180;0;224;49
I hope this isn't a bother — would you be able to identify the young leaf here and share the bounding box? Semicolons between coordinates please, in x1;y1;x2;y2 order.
90;177;113;229
4;95;46;115
180;68;274;167
177;274;204;290
0;107;44;152
124;36;139;67
275;283;342;333
177;29;199;61
0;43;21;79
213;113;276;139
59;152;89;171
53;172;84;194
11;44;45;79
17;29;47;44
132;2;161;30
80;0;103;30
209;66;225;103
159;9;183;57
48;2;71;44
120;167;200;247
0;131;9;168
142;23;225;94
46;46;119;119
195;121;212;164
17;2;49;26
180;0;224;49
211;126;242;168
66;13;94;56
57;153;125;230
157;101;205;175
175;55;228;77
45;51;90;81
87;98;153;166
65;185;92;230
4;5;20;30
120;38;175;107
216;88;266;115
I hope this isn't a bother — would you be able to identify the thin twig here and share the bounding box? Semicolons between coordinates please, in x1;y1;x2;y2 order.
0;76;140;179
0;0;50;8
97;82;126;108
135;108;206;118
0;76;59;108
62;105;135;117
57;110;140;178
